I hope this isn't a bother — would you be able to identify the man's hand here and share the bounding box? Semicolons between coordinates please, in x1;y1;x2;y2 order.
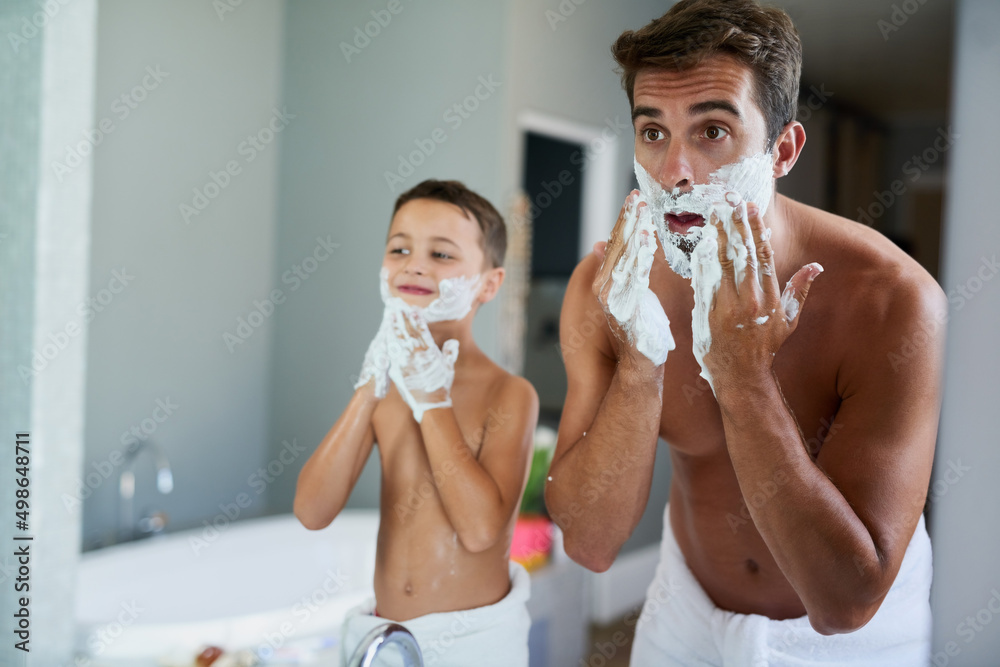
592;190;675;369
386;306;459;423
703;195;824;395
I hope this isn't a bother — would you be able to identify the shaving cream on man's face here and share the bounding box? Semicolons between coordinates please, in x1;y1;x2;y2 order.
633;153;775;279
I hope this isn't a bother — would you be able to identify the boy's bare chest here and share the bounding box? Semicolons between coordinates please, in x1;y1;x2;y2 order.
371;381;499;466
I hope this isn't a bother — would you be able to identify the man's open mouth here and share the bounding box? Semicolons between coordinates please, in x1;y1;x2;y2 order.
665;213;706;234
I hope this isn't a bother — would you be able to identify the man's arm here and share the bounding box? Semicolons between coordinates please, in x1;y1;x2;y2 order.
708;202;946;635
544;251;665;572
417;375;539;553
294;385;378;530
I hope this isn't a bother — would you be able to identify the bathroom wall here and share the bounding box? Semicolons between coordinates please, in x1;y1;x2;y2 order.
265;1;510;513
930;0;1000;662
496;0;676;554
82;0;286;544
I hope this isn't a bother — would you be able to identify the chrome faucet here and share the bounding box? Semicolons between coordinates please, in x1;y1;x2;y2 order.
346;623;423;667
118;440;173;543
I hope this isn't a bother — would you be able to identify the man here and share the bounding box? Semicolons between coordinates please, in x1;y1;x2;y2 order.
545;1;946;664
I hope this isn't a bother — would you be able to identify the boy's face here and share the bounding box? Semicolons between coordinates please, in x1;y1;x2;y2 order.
383;198;489;311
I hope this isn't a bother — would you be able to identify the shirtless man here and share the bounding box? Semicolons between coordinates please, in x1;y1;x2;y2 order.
545;1;946;664
295;180;538;665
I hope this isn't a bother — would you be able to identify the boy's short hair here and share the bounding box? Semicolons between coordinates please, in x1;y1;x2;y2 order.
611;0;802;150
393;180;507;269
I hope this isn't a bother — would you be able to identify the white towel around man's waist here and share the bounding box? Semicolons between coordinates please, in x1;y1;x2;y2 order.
630;503;933;666
339;561;531;667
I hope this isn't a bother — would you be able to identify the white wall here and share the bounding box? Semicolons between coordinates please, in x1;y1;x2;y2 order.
83;0;286;544
930;1;1000;663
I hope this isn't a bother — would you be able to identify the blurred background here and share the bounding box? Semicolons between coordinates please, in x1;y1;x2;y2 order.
2;0;997;665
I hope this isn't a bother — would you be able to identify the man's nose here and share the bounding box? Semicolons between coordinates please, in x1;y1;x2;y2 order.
656;141;695;191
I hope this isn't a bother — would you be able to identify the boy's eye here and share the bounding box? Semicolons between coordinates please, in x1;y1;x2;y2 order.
704;126;729;140
389;247;409;255
433;251;453;260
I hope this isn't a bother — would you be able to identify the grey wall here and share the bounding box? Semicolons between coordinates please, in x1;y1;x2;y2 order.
82;0;286;544
266;1;510;513
929;1;1000;663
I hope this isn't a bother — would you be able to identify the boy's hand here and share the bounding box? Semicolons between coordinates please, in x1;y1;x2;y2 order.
386;306;459;423
353;305;393;399
592;190;675;368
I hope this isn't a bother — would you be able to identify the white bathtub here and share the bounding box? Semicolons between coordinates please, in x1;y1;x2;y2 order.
74;510;379;665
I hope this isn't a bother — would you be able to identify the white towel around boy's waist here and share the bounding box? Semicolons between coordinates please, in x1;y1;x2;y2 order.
630;503;933;666
339;561;531;667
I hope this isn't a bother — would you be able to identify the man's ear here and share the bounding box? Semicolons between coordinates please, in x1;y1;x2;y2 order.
772;121;806;179
477;267;506;304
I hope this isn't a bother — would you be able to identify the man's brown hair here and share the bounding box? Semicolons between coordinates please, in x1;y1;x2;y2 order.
393;179;507;269
611;0;802;150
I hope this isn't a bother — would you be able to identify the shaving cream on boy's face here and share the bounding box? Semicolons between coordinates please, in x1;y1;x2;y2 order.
633;152;775;279
379;267;482;322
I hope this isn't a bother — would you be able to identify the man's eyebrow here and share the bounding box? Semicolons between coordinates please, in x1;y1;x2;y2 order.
688;99;741;120
632;105;661;123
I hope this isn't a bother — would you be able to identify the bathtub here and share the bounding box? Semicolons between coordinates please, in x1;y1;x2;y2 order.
74;510;380;665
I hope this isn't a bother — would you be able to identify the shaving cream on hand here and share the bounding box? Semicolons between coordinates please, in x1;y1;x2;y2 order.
633;153;776;392
386;307;459;423
605;196;675;366
354;309;393;398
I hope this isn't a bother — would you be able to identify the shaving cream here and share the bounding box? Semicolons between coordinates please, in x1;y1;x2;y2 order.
385;307;459;423
355;268;482;398
605;196;675;365
633;153;776;390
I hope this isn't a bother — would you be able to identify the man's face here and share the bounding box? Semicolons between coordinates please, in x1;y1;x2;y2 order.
383;198;486;311
632;54;775;269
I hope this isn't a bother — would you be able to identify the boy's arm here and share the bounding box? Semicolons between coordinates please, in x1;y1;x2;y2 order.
294;384;378;530
417;376;539;553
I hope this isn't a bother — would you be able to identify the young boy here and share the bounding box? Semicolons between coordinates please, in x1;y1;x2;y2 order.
294;180;539;666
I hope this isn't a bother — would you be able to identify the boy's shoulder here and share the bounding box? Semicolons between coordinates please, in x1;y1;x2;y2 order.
457;351;539;423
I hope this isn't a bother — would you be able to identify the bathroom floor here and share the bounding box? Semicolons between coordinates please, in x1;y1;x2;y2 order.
583;610;637;666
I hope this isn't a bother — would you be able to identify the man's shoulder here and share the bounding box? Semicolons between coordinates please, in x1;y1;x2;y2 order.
788;199;947;362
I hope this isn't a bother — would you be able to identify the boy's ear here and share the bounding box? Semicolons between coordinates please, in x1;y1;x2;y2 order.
477;267;506;304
